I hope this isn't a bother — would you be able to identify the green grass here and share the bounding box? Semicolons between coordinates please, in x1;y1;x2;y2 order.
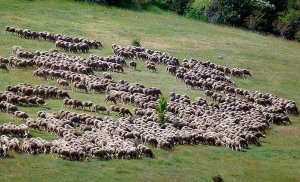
0;0;300;181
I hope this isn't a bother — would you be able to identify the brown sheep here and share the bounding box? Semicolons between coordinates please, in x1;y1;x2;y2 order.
0;64;9;73
146;64;156;71
105;95;117;105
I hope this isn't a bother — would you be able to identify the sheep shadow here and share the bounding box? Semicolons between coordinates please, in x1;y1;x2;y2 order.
0;155;15;159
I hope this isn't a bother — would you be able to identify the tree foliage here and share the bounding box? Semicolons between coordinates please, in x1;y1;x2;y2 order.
156;95;167;124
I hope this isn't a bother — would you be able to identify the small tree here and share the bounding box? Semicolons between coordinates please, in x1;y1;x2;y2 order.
132;37;141;47
156;95;167;123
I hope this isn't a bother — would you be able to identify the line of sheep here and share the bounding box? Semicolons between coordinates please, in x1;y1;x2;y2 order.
112;44;179;66
63;98;132;117
34;52;125;74
8;46;95;75
106;81;161;109
63;98;109;114
6;83;71;100
0;91;46;107
10;46;126;74
205;86;299;116
5;26;103;53
0;135;50;156
112;44;181;72
34;68;114;93
0;123;29;138
88;54;128;72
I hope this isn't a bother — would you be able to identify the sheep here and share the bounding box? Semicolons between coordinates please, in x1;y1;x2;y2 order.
56;79;70;88
105;95;117;105
0;144;8;157
0;63;9;73
103;72;112;80
92;104;110;115
146;64;156;71
14;111;29;120
119;107;133;117
129;61;137;69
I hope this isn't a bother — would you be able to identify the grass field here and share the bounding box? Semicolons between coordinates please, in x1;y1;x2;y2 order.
0;0;300;181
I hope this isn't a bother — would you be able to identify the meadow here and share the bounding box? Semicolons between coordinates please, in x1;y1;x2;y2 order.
0;0;300;181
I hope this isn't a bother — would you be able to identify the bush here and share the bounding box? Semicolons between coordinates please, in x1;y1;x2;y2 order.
146;5;164;13
245;10;268;31
249;0;286;32
186;0;209;21
288;0;300;10
164;0;194;15
132;37;141;47
156;95;167;124
105;0;132;7
205;0;289;32
274;8;300;39
205;0;252;25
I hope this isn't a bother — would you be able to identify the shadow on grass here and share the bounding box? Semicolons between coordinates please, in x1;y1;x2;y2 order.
1;155;15;159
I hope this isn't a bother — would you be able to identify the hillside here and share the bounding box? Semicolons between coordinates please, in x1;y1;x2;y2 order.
0;0;300;181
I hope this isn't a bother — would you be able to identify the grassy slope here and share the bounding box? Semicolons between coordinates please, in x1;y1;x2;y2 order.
0;0;300;181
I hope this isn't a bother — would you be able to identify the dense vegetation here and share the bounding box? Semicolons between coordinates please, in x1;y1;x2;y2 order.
79;0;300;41
0;0;300;181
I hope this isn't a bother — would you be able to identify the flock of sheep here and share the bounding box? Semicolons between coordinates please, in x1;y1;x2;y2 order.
0;26;299;160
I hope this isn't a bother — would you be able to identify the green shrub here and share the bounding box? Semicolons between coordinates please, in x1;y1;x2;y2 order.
146;5;164;13
288;0;300;10
132;37;141;47
205;0;252;24
135;0;152;9
164;0;194;15
186;0;209;21
274;8;300;39
156;95;167;124
245;10;268;31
